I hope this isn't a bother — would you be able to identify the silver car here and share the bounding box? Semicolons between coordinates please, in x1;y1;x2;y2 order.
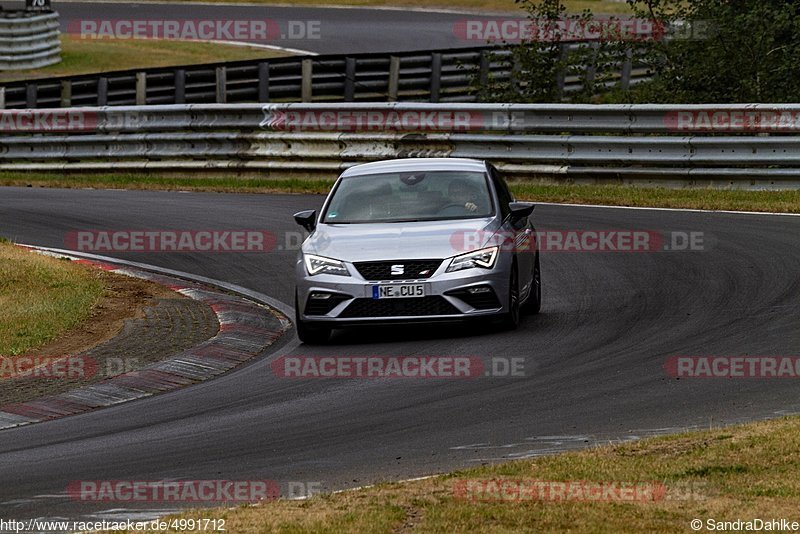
292;158;541;343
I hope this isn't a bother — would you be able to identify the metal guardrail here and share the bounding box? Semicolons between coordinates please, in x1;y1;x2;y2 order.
2;101;770;134
0;44;648;109
0;11;60;71
1;103;799;187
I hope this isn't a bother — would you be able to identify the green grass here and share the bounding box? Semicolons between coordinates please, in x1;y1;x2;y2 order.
3;172;800;214
138;416;800;533
0;36;290;83
507;181;800;213
0;242;103;356
0;173;336;196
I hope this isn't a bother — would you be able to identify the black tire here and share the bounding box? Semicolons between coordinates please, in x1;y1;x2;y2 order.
523;252;542;315
295;294;331;344
502;263;521;330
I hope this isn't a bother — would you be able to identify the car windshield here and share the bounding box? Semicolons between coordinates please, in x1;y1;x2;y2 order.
322;170;494;224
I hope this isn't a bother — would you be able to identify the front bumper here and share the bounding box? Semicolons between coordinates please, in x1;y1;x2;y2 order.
295;257;510;325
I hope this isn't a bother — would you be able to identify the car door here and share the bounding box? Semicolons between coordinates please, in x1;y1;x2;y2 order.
489;165;535;301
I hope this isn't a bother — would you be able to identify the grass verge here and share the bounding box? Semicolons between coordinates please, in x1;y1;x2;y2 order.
0;36;289;83
508;181;800;213
0;261;203;406
4;173;800;214
0;241;103;356
140;415;800;532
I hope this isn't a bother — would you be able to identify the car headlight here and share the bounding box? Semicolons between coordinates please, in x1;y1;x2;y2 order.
304;254;351;277
446;246;499;273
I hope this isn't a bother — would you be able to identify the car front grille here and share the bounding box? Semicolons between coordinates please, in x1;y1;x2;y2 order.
339;296;461;318
353;259;443;281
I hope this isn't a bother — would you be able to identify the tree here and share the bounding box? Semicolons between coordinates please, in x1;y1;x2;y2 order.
627;0;800;102
479;0;624;103
479;0;800;103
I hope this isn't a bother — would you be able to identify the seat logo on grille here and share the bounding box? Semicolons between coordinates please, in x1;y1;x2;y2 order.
391;264;405;276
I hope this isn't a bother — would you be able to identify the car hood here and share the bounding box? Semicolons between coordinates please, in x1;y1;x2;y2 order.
304;218;499;262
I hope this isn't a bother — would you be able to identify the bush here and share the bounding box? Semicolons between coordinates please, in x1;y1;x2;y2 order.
480;0;800;103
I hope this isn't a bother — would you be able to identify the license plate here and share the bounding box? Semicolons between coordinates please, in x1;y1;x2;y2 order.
372;284;426;299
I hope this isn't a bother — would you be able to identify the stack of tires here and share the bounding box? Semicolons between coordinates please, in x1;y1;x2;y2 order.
0;10;61;71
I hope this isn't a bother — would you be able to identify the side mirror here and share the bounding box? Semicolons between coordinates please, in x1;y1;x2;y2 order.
293;210;317;232
509;202;535;221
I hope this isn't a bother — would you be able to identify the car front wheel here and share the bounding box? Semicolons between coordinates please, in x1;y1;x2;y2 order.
523;252;542;315
502;264;521;330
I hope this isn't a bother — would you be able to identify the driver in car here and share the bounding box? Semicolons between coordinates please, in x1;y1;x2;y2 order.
448;179;479;213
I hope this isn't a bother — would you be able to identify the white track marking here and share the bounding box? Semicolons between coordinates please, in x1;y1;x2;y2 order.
196;39;318;55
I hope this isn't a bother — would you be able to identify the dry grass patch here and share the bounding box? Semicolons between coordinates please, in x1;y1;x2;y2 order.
135;416;800;533
0;241;102;356
0;36;289;83
0;258;191;405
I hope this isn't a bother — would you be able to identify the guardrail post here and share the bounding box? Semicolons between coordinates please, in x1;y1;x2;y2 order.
301;59;313;102
344;57;356;101
510;56;522;95
0;87;5;110
258;62;270;102
555;43;568;100
620;47;633;91
478;50;490;100
388;56;400;102
97;77;108;106
215;66;227;103
25;83;37;108
175;69;186;104
584;42;599;91
430;52;442;103
135;72;147;105
60;81;71;107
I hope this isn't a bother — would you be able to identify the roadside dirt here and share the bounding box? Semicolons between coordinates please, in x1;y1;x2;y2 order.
0;264;220;405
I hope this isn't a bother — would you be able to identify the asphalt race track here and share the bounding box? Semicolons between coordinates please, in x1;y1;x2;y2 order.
0;186;799;523
0;0;509;54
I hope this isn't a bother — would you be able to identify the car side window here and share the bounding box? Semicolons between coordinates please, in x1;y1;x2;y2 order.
489;166;513;220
